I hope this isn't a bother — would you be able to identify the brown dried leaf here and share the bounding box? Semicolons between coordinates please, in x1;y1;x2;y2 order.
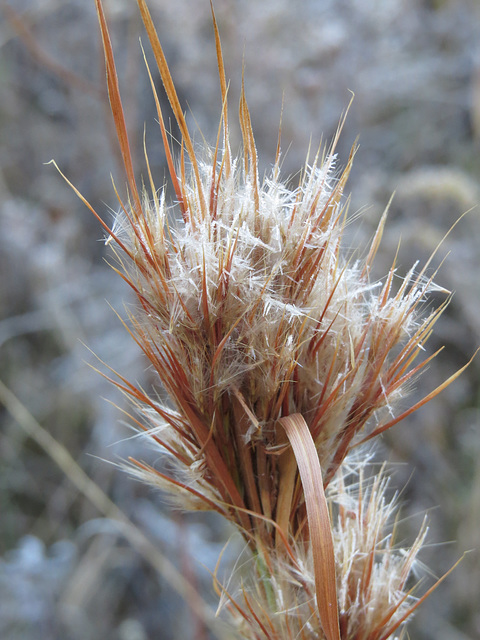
278;414;340;640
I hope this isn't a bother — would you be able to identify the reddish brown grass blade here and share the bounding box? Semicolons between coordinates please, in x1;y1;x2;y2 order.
278;414;340;640
94;0;142;218
357;349;479;446
377;554;466;640
140;43;187;220
209;0;231;175
136;0;207;222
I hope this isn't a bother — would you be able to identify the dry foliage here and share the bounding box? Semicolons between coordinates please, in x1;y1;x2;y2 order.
52;1;474;638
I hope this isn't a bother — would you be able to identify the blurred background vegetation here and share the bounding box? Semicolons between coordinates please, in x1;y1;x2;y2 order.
1;0;479;638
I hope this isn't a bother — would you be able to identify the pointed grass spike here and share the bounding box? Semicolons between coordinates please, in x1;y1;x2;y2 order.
94;0;143;219
136;0;207;222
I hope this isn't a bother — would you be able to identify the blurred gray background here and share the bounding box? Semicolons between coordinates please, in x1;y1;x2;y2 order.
1;0;479;638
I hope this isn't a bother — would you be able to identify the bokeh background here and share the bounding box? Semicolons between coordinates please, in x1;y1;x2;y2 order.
1;0;479;638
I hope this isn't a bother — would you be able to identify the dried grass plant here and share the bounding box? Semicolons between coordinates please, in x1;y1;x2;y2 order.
57;0;474;637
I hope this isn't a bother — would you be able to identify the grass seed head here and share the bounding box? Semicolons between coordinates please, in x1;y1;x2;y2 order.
110;105;446;538
81;2;470;638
